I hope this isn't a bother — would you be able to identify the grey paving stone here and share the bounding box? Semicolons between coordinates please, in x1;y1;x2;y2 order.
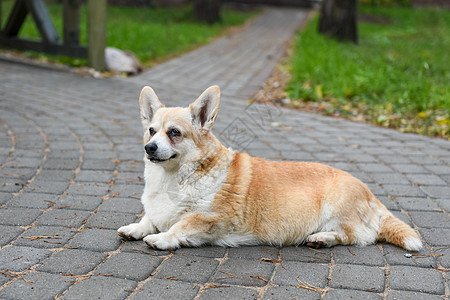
116;160;143;172
382;184;425;198
8;193;59;209
382;244;436;268
84;151;116;160
358;163;394;173
120;240;168;256
213;257;274;287
390;163;429;174
111;184;143;199
262;286;320;300
42;158;79;170
0;178;26;192
81;159;116;171
66;182;110;196
0;271;75;300
15;226;76;249
333;245;385;266
56;195;103;211
130;278;198;300
0;273;11;287
420;186;450;199
280;246;331;263
114;171;144;184
174;246;227;258
37;249;107;275
228;246;279;259
156;255;219;284
370;173;410;184
24;179;70;194
329;264;385;292
389;266;444;294
67;229;122;252
36;209;91;227
61;276;137;300
0;225;24;246
200;286;258;299
37;169;75;181
324;289;382;300
0;191;13;205
95;252;162;281
435;198;450;212
0;207;42;226
386;290;443;300
85;211;137;229
0;167;36;180
0;246;51;272
434;247;449;268
377;155;411;164
377;195;400;210
97;197;143;214
409;211;450;228
391;210;414;226
405;174;447;186
272;261;329;287
396;197;440;211
75;170;114;182
424;165;450;175
419;228;450;246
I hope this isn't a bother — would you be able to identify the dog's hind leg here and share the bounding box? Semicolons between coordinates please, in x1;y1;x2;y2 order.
144;213;221;250
306;231;347;248
118;215;157;240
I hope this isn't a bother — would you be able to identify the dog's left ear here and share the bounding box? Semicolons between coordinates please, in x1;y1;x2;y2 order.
189;85;220;131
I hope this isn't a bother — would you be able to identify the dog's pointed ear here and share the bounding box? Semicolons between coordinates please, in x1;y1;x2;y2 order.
139;86;164;128
189;85;220;131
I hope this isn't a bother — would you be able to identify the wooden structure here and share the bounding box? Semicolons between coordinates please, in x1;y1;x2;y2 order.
0;0;106;70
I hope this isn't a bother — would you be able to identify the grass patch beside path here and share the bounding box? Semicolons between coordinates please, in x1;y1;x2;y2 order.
285;6;449;138
0;2;259;67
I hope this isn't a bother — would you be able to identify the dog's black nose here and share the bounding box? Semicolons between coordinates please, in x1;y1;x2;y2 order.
145;143;158;154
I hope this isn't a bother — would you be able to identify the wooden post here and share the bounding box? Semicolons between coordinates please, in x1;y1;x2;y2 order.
63;0;80;46
87;0;106;71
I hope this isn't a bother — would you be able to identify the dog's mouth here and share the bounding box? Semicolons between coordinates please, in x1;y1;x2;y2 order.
149;154;177;163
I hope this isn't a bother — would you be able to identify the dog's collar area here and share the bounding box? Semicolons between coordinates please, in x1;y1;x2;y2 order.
149;154;177;163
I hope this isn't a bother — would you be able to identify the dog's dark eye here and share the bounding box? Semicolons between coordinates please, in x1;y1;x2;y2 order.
168;128;181;137
149;128;156;136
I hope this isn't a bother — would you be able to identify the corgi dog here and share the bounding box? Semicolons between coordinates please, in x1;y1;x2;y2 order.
117;85;422;251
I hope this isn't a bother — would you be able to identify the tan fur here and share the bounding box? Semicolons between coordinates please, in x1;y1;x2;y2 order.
118;85;422;251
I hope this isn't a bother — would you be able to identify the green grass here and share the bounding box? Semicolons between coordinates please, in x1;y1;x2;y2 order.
1;2;259;67
287;6;450;138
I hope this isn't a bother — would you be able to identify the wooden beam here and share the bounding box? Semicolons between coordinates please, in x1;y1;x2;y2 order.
87;0;106;71
3;0;28;37
25;0;60;43
0;36;87;58
63;0;81;46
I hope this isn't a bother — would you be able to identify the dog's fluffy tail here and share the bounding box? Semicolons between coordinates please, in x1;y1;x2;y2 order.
378;212;422;251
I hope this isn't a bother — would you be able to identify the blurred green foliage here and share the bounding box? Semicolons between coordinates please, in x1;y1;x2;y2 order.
288;6;449;137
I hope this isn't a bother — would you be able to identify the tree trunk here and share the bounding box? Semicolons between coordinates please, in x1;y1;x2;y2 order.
318;0;358;43
193;0;222;24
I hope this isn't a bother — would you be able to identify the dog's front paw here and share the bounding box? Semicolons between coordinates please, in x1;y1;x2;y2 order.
144;233;180;250
118;223;152;240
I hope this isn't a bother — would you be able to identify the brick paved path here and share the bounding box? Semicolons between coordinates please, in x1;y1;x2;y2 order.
1;7;449;300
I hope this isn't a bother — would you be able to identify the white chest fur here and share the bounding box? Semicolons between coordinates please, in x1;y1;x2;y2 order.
141;156;230;232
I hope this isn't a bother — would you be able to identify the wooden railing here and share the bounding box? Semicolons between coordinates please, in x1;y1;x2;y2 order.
0;0;106;71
